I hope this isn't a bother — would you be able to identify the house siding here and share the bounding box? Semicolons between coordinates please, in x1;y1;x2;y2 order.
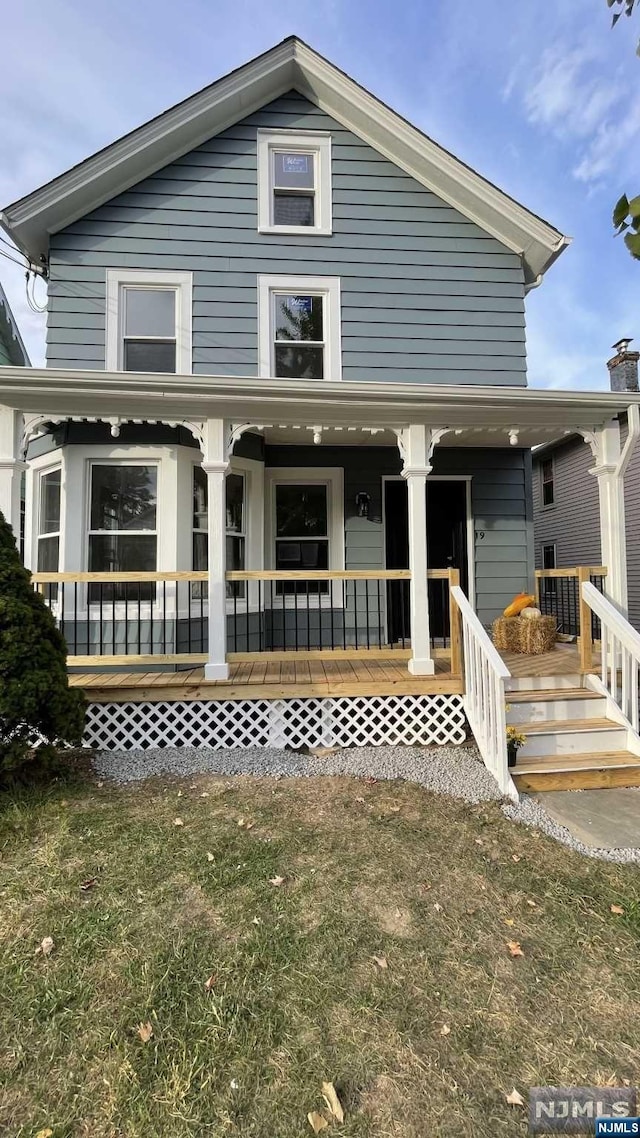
532;439;602;570
265;444;531;625
47;91;526;385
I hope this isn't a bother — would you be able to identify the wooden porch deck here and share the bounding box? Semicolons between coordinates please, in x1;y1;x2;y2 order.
69;643;594;703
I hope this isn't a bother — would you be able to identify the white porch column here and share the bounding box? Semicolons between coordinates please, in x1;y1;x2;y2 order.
202;418;230;680
585;418;629;614
401;424;435;676
0;405;25;540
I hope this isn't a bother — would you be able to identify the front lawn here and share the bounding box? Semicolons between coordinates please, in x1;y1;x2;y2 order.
1;767;639;1137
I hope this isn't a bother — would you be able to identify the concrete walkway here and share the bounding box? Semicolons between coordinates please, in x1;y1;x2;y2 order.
536;788;640;849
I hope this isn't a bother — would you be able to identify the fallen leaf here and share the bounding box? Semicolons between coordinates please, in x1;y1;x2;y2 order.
440;1023;451;1036
611;904;625;915
504;918;515;927
252;917;261;925
418;883;432;894
474;838;483;845
80;876;97;892
506;940;524;958
35;1130;54;1138
433;902;443;913
525;899;537;908
177;790;182;798
96;781;104;788
321;1082;344;1124
389;805;401;813
200;792;209;798
237;818;254;830
307;1111;329;1133
206;852;215;862
173;817;184;827
355;796;365;804
36;936;54;957
372;955;388;970
230;1078;239;1090
137;1021;153;1043
269;876;285;887
511;854;522;863
506;1087;525;1107
204;974;216;992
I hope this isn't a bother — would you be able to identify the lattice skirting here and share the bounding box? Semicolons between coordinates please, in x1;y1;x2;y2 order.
84;695;467;751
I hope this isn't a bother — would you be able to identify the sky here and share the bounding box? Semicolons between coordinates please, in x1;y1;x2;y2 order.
1;0;639;389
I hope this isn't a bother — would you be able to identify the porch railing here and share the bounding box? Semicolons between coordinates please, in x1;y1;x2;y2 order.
534;566;607;671
450;584;515;799
31;567;461;667
582;581;640;734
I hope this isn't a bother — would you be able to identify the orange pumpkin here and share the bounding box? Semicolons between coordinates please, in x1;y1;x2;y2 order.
503;592;536;618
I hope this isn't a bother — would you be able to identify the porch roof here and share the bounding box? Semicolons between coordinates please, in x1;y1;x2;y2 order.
2;365;640;449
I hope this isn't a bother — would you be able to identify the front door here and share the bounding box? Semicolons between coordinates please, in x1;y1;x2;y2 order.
384;479;469;643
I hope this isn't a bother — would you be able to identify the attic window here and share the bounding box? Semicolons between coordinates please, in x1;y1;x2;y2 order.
257;130;332;235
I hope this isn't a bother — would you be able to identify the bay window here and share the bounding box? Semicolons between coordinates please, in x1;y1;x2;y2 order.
88;464;157;601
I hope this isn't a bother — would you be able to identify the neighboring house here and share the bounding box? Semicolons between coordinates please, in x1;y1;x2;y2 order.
0;282;30;367
533;340;640;631
0;37;639;788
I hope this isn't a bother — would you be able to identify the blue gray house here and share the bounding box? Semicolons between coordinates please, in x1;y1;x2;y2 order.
2;37;640;795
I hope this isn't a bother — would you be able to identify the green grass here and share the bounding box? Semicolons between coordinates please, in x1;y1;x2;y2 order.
1;764;639;1137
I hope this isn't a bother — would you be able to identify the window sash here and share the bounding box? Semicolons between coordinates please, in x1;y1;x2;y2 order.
273;482;330;595
88;463;158;602
192;467;247;600
120;285;178;373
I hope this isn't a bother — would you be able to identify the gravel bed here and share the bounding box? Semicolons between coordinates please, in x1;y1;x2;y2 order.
503;795;640;865
92;745;640;862
93;742;503;803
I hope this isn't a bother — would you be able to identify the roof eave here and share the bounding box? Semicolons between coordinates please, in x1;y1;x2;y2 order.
1;38;568;281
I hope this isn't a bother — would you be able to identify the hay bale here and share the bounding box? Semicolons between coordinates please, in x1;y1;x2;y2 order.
517;614;557;655
492;616;521;652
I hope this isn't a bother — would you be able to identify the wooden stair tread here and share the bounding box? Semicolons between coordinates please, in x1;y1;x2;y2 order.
520;717;620;735
507;688;599;703
513;750;640;774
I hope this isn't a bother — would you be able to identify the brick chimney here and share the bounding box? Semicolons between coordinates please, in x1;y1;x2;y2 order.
608;337;639;393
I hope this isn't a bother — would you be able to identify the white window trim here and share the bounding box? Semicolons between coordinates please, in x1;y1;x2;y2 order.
258;275;342;382
105;269;192;373
257;129;332;235
85;457;160;616
265;466;344;608
190;454;265;614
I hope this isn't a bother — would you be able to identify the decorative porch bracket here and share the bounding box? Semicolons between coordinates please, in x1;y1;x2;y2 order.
579;405;640;615
0;405;26;537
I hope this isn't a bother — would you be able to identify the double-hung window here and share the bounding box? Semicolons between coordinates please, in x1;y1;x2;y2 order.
541;457;554;506
542;543;557;596
88;464;157;601
275;483;329;595
257;130;332;235
258;276;341;381
192;467;246;599
106;269;192;373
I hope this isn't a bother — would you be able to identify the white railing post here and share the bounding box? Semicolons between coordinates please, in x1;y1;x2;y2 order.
451;585;515;798
582;580;640;739
400;425;434;676
202;419;230;681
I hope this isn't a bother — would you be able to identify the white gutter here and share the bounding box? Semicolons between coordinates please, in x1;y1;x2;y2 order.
617;403;640;478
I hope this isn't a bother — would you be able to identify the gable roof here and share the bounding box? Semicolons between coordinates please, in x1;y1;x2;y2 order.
0;36;569;282
0;283;30;367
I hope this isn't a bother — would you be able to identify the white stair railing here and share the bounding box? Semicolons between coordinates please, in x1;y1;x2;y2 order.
582;581;640;733
451;585;516;799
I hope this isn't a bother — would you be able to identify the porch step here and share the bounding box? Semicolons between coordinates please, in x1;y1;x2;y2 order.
507;675;585;693
507;690;606;725
514;718;628;759
513;751;640;792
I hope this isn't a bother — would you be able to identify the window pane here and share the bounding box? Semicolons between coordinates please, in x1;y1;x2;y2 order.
543;545;556;569
275;538;328;594
88;534;156;601
124;288;175;337
123;340;176;373
276;484;328;537
274;294;323;341
273;151;314;189
193;530;208;571
193;466;207;531
37;534;59;572
90;466;157;531
226;474;244;534
542;481;554;506
275;344;323;379
273;193;314;227
39;470;61;534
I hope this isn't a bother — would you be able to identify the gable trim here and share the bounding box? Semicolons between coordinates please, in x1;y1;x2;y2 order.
1;37;568;281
